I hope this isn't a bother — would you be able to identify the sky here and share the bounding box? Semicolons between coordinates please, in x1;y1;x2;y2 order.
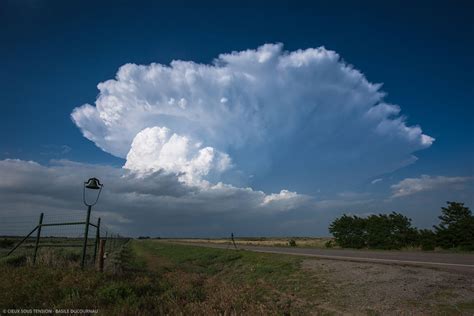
1;0;473;237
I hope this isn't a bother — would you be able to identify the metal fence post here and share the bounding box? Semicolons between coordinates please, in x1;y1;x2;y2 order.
93;217;101;264
33;213;44;264
81;205;92;269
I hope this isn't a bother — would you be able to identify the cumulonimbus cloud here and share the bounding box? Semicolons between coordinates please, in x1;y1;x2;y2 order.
71;43;434;191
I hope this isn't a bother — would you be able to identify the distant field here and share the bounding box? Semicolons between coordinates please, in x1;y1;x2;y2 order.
168;237;333;248
0;236;98;260
1;239;473;315
170;237;474;253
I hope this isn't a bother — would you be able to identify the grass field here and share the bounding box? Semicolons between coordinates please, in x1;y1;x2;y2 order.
0;240;473;315
167;237;473;253
0;240;323;314
168;237;333;248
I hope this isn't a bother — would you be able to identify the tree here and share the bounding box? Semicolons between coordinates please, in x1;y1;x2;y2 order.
365;214;391;249
330;212;418;250
389;212;419;248
329;214;366;248
329;202;473;251
365;212;418;250
417;229;436;251
434;201;474;250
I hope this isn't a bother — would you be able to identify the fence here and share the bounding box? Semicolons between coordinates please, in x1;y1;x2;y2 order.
0;210;128;269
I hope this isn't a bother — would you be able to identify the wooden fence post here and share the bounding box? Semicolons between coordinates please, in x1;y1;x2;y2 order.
98;239;106;272
33;213;44;264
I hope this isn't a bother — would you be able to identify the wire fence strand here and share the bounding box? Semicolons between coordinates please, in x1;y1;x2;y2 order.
0;210;128;268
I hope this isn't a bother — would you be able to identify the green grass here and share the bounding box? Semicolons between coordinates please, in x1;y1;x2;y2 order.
129;240;328;314
2;240;471;315
0;240;327;315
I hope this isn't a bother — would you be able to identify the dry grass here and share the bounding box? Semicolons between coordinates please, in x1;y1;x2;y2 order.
2;240;472;315
130;240;327;315
0;240;326;315
169;237;333;248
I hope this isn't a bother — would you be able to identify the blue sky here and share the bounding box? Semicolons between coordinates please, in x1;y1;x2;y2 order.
1;1;473;236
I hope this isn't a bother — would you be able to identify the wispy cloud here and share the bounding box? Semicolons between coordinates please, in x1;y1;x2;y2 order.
40;144;71;156
371;178;383;184
391;175;472;198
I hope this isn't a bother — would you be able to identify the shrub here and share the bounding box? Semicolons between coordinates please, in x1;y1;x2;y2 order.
324;240;334;248
288;239;297;247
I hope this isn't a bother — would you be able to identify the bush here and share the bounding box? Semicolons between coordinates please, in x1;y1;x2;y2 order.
324;240;334;248
288;239;297;247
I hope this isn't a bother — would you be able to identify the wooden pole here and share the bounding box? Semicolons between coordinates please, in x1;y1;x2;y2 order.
98;239;106;272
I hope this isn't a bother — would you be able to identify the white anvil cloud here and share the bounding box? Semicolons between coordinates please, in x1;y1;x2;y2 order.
72;43;434;189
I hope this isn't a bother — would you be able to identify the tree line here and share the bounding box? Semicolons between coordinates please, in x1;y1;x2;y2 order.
329;201;474;251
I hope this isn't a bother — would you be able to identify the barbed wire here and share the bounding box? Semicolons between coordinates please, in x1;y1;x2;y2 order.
0;210;127;266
